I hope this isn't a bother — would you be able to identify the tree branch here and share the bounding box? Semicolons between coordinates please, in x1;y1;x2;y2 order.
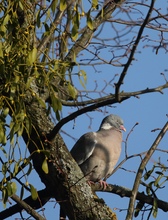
48;81;168;141
115;0;155;101
37;1;76;58
48;96;129;141
126;120;168;220
92;183;168;213
1;194;46;220
60;82;168;107
65;0;125;62
0;189;50;219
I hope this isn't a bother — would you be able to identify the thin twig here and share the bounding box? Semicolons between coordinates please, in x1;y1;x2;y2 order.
115;0;155;101
125;120;168;220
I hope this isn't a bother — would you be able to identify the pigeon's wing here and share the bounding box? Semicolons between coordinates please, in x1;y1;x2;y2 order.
96;129;122;181
70;132;97;165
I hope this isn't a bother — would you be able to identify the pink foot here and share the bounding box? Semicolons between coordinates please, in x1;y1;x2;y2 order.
98;180;108;190
87;180;95;186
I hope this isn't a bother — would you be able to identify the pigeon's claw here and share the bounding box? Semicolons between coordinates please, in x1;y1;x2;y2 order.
98;180;108;190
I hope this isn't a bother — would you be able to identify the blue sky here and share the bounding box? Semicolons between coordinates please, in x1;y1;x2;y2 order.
1;0;168;219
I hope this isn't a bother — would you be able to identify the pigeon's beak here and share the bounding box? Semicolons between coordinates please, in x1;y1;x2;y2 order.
120;125;126;132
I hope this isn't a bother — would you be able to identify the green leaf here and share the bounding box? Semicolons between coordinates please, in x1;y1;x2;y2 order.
79;70;87;89
36;96;46;108
0;42;3;58
154;173;163;187
51;0;58;13
41;150;50;157
10;122;15;145
25;77;34;89
16;111;25;122
0;130;7;145
152;198;158;218
2;163;8;175
13;162;19;177
56;110;60;121
46;8;51;20
36;10;41;28
75;10;80;28
50;92;62;112
25;117;32;134
44;23;50;32
0;146;7;157
134;201;144;217
60;0;67;11
144;166;155;180
68;83;77;99
30;184;38;200
92;0;98;8
80;70;87;83
0;129;5;144
146;181;154;196
73;51;76;63
26;161;33;176
18;1;24;10
3;107;9;116
20;185;24;200
87;10;93;30
42;158;49;174
71;24;78;41
7;182;12;197
18;123;24;136
2;188;8;206
28;47;37;65
3;14;10;26
0;24;6;34
13;123;20;134
71;10;80;41
11;182;17;195
155;171;163;175
101;8;104;18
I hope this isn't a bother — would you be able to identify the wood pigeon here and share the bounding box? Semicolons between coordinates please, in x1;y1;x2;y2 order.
70;114;126;188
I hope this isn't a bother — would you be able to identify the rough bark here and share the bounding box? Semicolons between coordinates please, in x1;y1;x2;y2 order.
21;90;117;219
21;1;125;219
0;1;125;219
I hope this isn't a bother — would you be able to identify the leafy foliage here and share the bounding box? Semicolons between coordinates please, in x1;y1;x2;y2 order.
0;0;168;219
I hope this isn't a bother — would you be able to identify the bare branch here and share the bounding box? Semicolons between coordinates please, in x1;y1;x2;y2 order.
48;96;129;141
0;189;50;219
92;183;168;213
61;82;168;106
65;0;125;62
125;121;168;220
115;0;155;101
37;1;76;58
9;194;45;220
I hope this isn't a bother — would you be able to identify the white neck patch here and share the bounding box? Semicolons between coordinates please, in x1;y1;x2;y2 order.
101;123;112;130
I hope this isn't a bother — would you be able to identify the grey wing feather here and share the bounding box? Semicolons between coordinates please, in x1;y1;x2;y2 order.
70;132;96;165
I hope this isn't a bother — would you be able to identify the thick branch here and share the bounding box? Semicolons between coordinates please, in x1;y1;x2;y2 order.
92;183;168;213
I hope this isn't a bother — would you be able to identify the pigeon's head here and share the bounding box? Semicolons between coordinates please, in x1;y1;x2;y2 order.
99;114;126;132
